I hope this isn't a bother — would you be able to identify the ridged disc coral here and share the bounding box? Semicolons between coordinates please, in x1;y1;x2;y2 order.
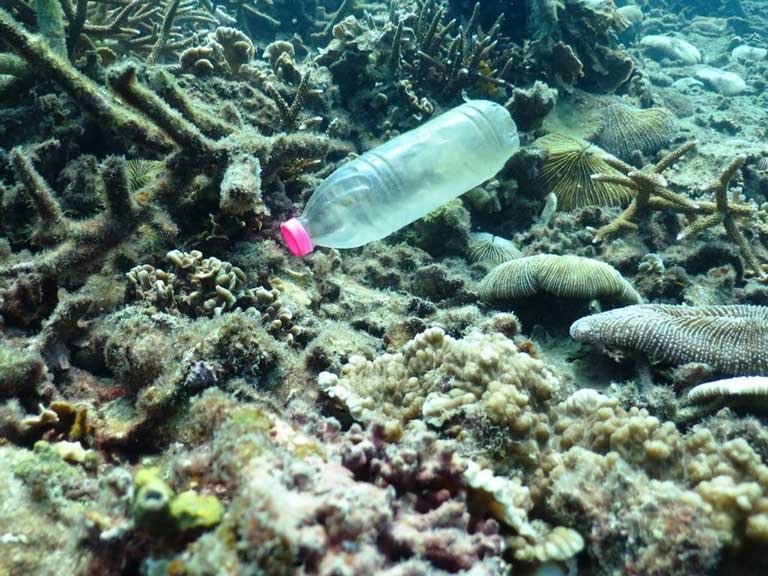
688;376;768;403
571;304;768;375
534;133;635;210
594;102;676;158
479;254;642;305
468;232;521;265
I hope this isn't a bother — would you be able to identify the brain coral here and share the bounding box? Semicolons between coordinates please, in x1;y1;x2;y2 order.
570;304;768;375
479;254;642;305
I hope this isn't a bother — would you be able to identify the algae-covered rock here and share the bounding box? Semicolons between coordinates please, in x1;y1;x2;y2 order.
404;199;471;257
0;344;46;397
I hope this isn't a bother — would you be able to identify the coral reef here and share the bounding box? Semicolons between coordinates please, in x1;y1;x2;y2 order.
2;0;768;574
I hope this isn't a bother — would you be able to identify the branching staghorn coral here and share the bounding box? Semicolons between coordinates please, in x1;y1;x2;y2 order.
0;10;350;328
592;143;762;276
4;150;174;282
3;0;216;66
385;0;512;103
570;304;768;375
0;7;348;282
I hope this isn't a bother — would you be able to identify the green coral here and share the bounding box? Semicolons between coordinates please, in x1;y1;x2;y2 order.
170;490;225;532
133;467;174;529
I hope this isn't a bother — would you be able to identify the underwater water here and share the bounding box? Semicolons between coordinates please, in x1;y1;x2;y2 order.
2;0;768;574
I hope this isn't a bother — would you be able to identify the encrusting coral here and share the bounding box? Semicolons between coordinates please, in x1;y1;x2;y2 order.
179;25;255;75
570;304;768;375
136;391;540;574
479;254;642;305
127;249;301;343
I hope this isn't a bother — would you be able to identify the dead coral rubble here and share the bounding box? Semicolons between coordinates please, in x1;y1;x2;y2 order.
0;6;347;311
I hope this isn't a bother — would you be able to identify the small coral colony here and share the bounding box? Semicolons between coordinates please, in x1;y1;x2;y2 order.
2;0;768;574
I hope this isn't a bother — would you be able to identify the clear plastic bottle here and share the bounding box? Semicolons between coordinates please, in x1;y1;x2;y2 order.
281;99;519;256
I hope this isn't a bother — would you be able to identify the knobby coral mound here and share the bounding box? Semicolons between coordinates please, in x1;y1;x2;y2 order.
320;326;557;432
534;133;635;210
548;388;768;570
479;254;642;305
570;304;768;375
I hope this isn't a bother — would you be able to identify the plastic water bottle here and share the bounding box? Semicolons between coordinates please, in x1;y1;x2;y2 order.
280;99;519;256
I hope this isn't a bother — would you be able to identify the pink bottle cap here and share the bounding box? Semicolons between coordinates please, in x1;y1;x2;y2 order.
280;217;314;257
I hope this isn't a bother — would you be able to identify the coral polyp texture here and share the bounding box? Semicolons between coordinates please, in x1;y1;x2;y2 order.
688;376;768;403
571;304;768;375
320;326;558;432
3;0;768;574
534;132;635;210
479;254;642;305
593;102;676;158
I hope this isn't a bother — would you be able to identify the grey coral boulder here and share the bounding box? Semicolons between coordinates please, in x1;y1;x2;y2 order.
570;304;768;375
